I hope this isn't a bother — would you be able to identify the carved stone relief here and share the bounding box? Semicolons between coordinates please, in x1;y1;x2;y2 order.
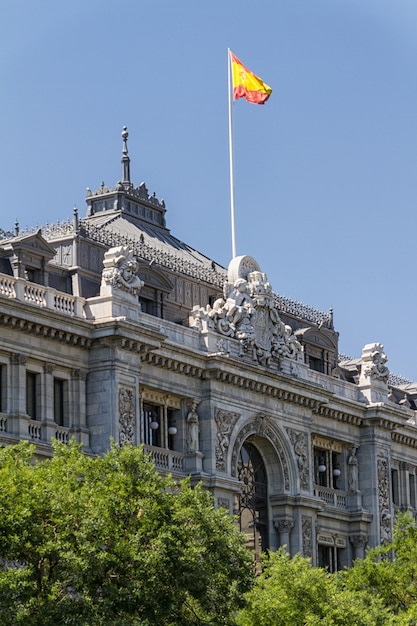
302;515;313;558
118;387;135;446
287;428;309;490
102;246;144;296
217;497;230;510
362;343;390;384
215;408;240;472
189;256;302;370
377;457;392;543
61;244;73;266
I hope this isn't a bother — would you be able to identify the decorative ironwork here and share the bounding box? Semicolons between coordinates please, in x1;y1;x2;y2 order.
236;441;268;558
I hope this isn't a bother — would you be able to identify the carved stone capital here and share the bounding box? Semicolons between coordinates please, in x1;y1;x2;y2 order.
71;368;87;382
11;353;27;366
274;518;294;534
350;534;368;548
44;363;54;375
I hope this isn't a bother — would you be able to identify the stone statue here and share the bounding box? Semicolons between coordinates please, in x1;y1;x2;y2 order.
186;400;200;453
224;278;255;329
347;447;359;492
362;343;389;384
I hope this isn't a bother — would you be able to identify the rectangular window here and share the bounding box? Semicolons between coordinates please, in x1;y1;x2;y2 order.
26;372;39;419
309;356;325;373
54;378;68;427
391;469;399;506
314;449;329;487
317;545;342;572
142;403;161;447
410;473;416;509
139;297;156;316
0;364;5;413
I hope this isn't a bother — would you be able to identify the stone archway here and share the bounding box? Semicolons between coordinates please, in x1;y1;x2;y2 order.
231;416;297;559
235;440;268;559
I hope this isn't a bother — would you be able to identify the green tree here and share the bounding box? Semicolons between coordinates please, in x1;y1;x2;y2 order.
0;441;253;625
342;512;417;621
236;548;390;626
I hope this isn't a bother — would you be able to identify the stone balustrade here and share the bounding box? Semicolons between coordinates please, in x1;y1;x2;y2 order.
314;485;347;509
143;444;184;472
0;273;85;318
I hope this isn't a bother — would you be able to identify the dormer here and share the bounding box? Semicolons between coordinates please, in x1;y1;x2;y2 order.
0;229;56;286
295;325;339;375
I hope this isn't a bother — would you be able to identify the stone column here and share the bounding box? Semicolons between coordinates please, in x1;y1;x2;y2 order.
43;363;57;442
9;354;27;436
274;518;294;552
350;534;368;560
70;369;89;448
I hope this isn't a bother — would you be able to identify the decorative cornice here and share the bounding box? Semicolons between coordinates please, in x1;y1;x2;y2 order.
313;403;363;426
362;415;402;431
202;367;324;409
143;351;204;378
391;431;417;448
0;313;92;348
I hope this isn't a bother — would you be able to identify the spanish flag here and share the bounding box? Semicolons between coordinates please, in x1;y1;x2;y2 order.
230;51;272;105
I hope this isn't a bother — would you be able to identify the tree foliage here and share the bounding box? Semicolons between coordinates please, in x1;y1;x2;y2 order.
341;511;417;622
0;441;254;625
236;548;390;626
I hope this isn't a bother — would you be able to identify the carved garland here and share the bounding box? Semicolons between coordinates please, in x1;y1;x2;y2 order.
377;457;392;544
118;387;135;446
302;515;313;558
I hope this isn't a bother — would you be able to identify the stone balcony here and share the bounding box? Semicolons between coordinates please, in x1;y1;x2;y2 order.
0;273;85;318
143;444;185;473
314;484;347;509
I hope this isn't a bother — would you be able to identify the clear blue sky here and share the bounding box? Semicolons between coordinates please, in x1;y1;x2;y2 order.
1;1;417;380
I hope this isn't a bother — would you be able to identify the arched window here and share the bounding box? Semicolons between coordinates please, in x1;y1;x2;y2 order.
235;441;268;560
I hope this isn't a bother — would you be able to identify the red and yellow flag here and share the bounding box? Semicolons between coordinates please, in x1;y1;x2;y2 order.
230;51;272;105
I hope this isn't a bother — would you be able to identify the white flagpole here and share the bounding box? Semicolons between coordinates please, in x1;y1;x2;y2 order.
228;48;237;259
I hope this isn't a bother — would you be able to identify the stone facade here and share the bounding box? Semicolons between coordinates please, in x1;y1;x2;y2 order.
1;128;417;570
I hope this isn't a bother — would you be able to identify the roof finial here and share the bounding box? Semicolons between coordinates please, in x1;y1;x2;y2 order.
121;126;131;186
73;206;79;232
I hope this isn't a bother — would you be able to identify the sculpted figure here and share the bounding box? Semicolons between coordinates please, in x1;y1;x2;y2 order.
224;279;254;329
362;343;389;384
348;447;359;492
186;400;200;453
208;298;234;335
371;349;389;382
102;246;144;296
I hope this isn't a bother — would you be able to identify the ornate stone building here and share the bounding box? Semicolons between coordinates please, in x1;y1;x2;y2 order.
1;128;417;570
